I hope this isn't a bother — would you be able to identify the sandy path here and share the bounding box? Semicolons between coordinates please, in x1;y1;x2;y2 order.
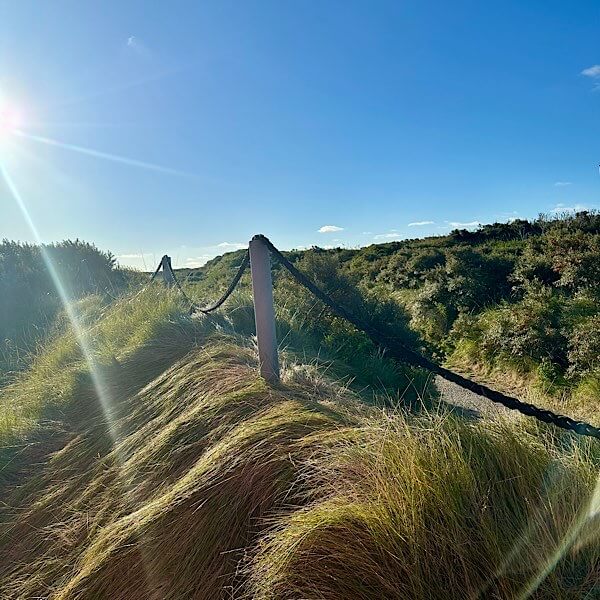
434;374;512;420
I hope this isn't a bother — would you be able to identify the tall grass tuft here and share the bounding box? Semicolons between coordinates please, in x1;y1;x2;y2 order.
0;287;598;599
248;414;600;599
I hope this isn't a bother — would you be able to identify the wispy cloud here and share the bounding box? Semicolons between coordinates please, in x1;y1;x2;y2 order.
407;220;434;227
550;203;588;214
126;35;151;57
448;221;480;229
217;242;246;250
318;225;344;233
554;181;572;187
581;65;600;90
184;255;212;268
581;65;600;78
374;231;405;240
117;253;144;259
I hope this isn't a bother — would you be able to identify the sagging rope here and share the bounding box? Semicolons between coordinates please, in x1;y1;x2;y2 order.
192;251;250;314
157;251;250;315
254;235;600;441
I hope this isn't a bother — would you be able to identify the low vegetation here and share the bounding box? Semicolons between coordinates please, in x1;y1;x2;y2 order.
1;287;599;599
1;214;600;598
186;212;600;420
0;239;130;383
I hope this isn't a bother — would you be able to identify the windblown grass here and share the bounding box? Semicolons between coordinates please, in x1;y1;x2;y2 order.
248;415;600;599
0;288;186;440
0;288;598;599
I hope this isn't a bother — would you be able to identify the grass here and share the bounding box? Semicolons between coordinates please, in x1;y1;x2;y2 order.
248;416;600;599
0;288;187;439
0;287;599;599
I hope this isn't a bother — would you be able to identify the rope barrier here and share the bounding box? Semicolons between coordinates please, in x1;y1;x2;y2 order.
192;251;250;314
164;260;197;311
255;235;600;441
149;260;163;283
156;251;250;315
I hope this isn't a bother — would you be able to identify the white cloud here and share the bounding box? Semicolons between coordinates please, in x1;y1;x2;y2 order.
126;35;150;57
550;203;588;214
217;242;246;250
554;181;572;187
407;220;434;227
361;231;372;235
374;232;405;240
116;252;157;270
582;65;600;78
448;221;480;229
318;225;344;233
184;255;212;268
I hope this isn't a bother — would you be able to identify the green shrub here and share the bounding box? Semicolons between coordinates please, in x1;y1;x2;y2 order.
0;239;128;376
567;314;600;376
478;287;567;369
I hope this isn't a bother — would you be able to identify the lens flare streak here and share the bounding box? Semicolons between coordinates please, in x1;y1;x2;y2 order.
0;163;119;442
14;129;192;177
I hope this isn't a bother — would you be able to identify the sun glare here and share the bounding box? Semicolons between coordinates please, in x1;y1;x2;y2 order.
0;107;21;135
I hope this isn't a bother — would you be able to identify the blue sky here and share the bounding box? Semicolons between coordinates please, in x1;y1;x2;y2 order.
1;0;599;269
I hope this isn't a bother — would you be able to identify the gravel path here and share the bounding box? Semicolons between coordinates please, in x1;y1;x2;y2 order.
434;375;512;420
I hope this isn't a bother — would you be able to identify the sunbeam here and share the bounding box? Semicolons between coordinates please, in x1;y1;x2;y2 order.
514;472;600;599
14;129;194;177
0;163;119;443
47;67;184;111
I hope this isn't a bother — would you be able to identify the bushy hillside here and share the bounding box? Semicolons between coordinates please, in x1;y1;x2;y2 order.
0;288;599;599
181;212;600;419
0;240;131;383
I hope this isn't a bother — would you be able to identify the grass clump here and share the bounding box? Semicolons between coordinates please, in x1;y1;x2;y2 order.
249;416;600;600
0;286;598;599
0;288;186;439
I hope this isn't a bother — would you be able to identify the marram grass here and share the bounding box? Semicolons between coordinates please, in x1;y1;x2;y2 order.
0;291;598;599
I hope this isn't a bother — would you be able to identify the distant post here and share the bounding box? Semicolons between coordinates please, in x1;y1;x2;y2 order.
161;255;175;287
249;236;280;383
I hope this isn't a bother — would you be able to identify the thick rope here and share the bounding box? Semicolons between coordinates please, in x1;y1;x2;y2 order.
192;251;250;314
255;234;600;441
154;252;249;314
163;260;197;310
149;260;163;282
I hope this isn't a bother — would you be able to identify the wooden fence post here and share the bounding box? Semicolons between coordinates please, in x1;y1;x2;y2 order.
161;255;175;287
249;236;280;383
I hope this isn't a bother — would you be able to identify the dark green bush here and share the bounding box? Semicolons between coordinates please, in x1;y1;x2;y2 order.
479;287;568;369
567;314;600;376
0;239;126;376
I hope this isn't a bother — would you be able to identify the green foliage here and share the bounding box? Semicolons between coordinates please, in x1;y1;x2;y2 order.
273;251;427;399
0;239;128;378
1;302;598;599
1;218;600;598
478;287;568;368
449;218;542;243
513;229;600;292
0;288;189;446
567;314;600;376
390;247;515;347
